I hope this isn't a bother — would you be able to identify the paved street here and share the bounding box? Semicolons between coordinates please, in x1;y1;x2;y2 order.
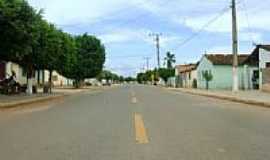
0;85;270;160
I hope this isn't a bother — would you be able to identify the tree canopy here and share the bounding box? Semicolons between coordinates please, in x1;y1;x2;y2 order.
0;0;107;91
72;34;106;81
164;52;176;69
137;68;175;84
0;0;42;64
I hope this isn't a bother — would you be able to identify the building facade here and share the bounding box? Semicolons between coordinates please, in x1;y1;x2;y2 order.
175;64;197;88
196;54;257;90
0;61;73;87
244;45;270;92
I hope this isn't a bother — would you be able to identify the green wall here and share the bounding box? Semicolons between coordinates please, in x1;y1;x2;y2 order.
197;56;256;90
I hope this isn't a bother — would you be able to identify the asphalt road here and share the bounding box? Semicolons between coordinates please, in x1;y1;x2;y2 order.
0;85;270;160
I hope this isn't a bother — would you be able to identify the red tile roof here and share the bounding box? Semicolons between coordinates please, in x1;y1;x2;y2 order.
175;64;197;73
205;54;249;65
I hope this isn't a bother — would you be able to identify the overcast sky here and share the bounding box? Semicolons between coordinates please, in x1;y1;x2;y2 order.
28;0;270;76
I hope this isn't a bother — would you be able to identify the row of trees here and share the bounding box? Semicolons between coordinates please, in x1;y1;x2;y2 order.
97;70;124;83
0;0;106;93
97;70;136;83
137;68;175;84
137;52;176;84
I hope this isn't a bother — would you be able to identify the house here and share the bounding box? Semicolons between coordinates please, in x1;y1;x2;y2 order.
244;45;270;92
196;54;257;90
0;61;35;85
0;61;73;87
40;71;73;87
175;64;197;88
167;77;176;87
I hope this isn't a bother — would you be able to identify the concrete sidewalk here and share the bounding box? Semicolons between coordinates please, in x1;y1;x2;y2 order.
168;88;270;108
0;87;91;108
0;86;117;109
0;93;64;109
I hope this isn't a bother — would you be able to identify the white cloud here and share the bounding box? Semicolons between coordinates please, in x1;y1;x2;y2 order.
173;1;270;34
208;46;232;53
98;28;150;44
239;32;263;43
28;0;270;32
28;0;270;34
28;0;135;25
98;28;182;46
105;63;139;76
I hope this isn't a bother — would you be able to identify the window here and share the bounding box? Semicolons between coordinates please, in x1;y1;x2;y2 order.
266;62;270;68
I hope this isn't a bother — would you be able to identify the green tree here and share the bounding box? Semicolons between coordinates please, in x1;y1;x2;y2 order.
0;0;44;94
125;77;136;83
158;68;175;83
0;0;40;62
59;34;105;88
36;24;65;92
137;72;147;84
56;33;77;85
0;1;106;91
73;34;105;87
119;76;125;83
97;70;111;83
164;52;176;69
202;70;213;90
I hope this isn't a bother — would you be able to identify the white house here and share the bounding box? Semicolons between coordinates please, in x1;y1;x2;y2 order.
0;61;37;85
175;64;197;88
0;61;73;88
41;71;73;87
244;45;270;92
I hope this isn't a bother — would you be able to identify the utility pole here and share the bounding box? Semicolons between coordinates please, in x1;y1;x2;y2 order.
144;57;150;71
149;33;162;69
232;0;238;92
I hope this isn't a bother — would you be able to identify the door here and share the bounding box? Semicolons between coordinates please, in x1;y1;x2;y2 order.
252;70;259;89
0;62;6;80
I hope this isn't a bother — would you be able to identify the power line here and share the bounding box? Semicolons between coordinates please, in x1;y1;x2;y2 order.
149;33;162;68
240;0;255;44
170;6;231;53
143;57;151;71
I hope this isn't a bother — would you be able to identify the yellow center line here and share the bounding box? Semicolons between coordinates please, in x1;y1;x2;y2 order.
134;113;149;144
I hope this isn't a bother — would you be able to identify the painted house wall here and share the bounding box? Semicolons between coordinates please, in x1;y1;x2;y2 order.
197;56;214;89
42;71;73;86
182;70;197;88
167;77;176;87
197;56;256;90
3;62;72;87
259;48;270;90
175;66;197;88
5;62;40;85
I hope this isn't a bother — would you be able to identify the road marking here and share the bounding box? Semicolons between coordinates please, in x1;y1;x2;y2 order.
131;97;137;103
134;113;149;144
